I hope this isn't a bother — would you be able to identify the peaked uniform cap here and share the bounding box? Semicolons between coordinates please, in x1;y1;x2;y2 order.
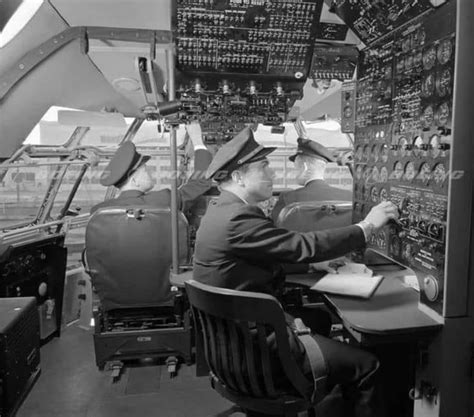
100;142;151;187
289;137;335;163
206;127;276;180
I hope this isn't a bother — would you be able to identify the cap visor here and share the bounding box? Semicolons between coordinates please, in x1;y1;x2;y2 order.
248;146;276;163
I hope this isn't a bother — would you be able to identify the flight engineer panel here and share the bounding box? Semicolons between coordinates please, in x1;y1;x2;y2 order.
351;3;456;316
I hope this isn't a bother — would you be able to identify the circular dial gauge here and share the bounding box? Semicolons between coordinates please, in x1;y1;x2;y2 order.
363;166;372;183
423;45;437;70
398;137;408;156
371;166;380;183
362;145;370;161
355;165;363;180
370;186;379;203
436;68;452;97
393;161;404;180
404;161;416;181
379;187;389;201
371;144;379;162
418;162;431;182
433;163;446;184
380;144;389;162
437;38;452;65
413;136;423;157
422;74;435;97
343;106;353;118
436;102;450;126
379;166;388;183
423;105;434;128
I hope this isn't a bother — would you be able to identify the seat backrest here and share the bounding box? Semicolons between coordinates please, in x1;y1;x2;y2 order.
185;280;312;400
276;200;353;232
85;206;189;311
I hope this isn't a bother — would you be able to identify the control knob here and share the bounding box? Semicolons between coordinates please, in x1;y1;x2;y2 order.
423;275;440;302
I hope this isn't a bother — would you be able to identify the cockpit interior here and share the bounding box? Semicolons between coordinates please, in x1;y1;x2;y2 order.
0;1;473;417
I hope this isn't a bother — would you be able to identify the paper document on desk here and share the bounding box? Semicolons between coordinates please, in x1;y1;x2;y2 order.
311;263;383;299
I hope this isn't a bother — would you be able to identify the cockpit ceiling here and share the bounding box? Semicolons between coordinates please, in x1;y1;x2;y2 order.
0;0;360;158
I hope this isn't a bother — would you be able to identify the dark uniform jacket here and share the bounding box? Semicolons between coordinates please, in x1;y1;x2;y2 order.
194;190;365;296
90;149;212;214
272;179;353;223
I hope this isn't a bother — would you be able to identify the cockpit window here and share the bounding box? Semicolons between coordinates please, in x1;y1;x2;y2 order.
0;158;58;229
0;0;44;48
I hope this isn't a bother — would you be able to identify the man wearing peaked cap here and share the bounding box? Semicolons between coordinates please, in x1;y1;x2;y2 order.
194;126;399;417
205;127;276;182
271;136;352;222
90;121;212;214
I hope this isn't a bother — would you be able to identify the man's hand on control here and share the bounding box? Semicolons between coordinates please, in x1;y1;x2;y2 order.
363;201;399;231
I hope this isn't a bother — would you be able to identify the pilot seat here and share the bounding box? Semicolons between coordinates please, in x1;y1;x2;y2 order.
84;206;193;377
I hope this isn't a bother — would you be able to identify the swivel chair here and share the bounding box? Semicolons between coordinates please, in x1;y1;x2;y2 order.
84;206;193;374
185;279;323;417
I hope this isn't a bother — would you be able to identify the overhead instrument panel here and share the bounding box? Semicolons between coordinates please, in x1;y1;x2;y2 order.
331;0;434;45
174;0;324;139
351;2;456;316
175;0;323;77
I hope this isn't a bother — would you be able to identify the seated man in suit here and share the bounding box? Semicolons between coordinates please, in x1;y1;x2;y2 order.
91;121;212;214
194;127;398;417
272;137;352;223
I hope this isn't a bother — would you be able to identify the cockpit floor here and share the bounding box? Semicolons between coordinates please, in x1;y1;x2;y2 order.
16;324;240;417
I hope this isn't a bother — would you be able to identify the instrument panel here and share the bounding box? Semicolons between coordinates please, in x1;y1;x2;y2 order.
332;0;433;45
175;0;323;78
352;3;456;316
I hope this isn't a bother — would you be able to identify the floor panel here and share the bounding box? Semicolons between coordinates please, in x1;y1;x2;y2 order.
16;324;236;417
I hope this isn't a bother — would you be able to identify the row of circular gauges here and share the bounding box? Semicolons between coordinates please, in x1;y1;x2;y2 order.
360;36;453;80
421;102;451;128
395;38;454;73
355;161;448;185
421;70;452;98
355;135;449;162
